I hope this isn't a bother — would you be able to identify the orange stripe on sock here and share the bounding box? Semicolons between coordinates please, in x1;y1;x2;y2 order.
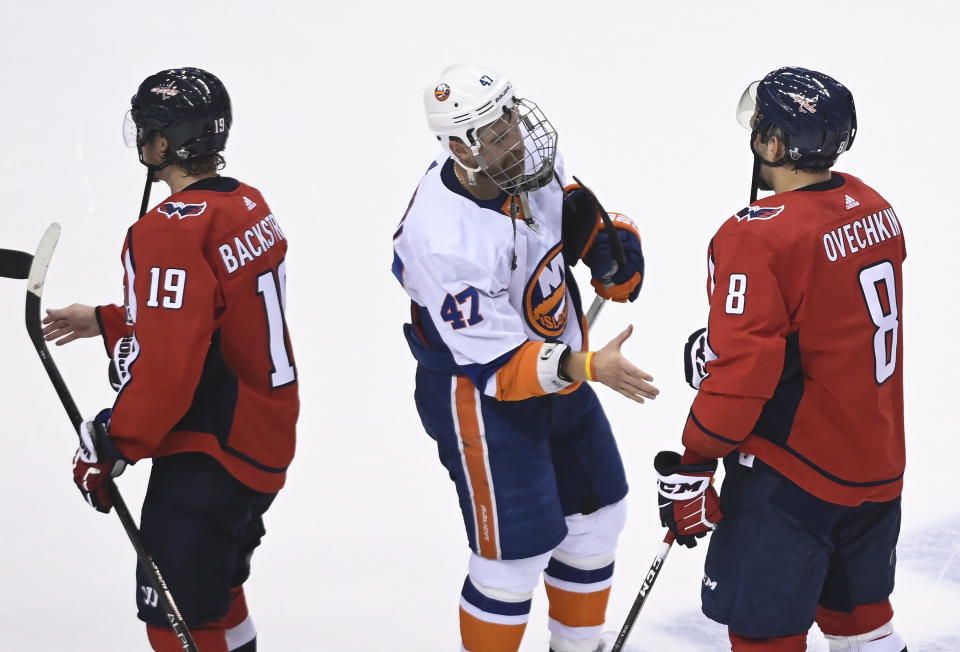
460;606;526;652
544;583;611;628
455;377;499;559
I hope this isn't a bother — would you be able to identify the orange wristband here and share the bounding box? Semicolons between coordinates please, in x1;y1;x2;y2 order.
585;351;596;382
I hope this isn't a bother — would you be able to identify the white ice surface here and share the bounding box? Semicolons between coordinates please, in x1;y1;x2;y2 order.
1;1;957;650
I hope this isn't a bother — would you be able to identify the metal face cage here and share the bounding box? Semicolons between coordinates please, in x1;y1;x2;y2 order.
473;98;558;195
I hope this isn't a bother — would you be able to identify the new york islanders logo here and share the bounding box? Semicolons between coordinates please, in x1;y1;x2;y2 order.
524;244;568;338
434;83;451;101
735;205;785;222
157;201;207;220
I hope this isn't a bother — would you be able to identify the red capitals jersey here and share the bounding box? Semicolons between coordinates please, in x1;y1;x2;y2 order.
682;172;905;505
96;177;299;493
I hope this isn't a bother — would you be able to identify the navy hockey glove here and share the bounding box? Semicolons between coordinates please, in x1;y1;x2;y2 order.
583;213;644;303
655;451;723;548
72;409;127;514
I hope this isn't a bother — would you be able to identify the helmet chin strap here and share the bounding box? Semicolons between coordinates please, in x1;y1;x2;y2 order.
749;133;788;202
135;143;173;218
750;131;788;168
452;150;484;186
135;147;165;219
138;167;154;219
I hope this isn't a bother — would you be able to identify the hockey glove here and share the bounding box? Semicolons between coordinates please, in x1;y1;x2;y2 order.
561;182;604;264
654;450;723;548
72;409;127;514
583;213;644;303
684;327;717;390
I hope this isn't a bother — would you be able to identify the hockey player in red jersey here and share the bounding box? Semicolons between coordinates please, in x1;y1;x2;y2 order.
42;68;298;651
654;67;908;651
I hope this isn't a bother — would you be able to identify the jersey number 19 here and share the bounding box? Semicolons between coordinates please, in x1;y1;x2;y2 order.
257;261;296;388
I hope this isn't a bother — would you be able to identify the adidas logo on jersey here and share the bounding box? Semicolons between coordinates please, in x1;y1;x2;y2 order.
845;194;860;210
244;196;257;211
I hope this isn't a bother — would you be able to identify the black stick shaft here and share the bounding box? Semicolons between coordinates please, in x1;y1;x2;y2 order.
611;532;675;652
0;249;33;280
24;225;198;652
109;484;197;650
139;167;153;218
571;175;626;272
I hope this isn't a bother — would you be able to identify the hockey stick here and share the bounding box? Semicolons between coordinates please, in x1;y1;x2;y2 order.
572;176;627;331
139;167;153;219
749;158;760;203
22;224;199;652
610;531;676;652
0;249;33;280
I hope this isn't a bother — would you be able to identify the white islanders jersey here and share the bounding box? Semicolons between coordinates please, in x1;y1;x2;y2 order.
392;151;586;399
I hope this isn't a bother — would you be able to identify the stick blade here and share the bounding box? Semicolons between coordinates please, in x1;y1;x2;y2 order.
0;249;33;279
27;223;62;299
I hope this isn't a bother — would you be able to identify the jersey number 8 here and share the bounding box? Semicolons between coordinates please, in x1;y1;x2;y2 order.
858;260;899;384
724;274;747;315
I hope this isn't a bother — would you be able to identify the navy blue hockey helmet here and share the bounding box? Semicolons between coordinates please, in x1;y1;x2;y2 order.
737;67;856;169
123;67;232;165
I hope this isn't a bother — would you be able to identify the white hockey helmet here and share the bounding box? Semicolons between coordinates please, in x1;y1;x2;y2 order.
424;63;558;194
425;63;515;148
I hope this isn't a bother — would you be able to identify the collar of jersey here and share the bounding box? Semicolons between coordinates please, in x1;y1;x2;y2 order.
440;158;509;212
795;172;845;193
182;176;240;193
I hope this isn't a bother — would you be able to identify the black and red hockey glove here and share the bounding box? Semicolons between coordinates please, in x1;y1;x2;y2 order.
654;451;723;548
72;409;126;514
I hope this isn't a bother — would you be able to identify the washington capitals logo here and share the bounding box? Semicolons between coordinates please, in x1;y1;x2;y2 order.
150;82;179;100
785;92;818;114
158;201;207;220
736;205;785;222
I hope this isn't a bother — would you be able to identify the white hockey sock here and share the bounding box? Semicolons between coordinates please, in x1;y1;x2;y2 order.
825;620;906;651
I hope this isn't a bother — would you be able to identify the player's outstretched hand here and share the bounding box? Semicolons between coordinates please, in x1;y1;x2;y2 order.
593;325;659;403
42;304;100;345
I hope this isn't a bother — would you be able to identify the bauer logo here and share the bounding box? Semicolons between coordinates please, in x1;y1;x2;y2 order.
158;201;208;220
524;244;567;339
434;83;451;101
735;205;785;222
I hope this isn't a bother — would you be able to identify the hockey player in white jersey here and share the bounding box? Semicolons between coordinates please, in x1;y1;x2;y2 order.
392;64;657;652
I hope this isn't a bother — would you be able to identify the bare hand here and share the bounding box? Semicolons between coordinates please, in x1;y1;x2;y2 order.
593;325;659;403
42;304;100;346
